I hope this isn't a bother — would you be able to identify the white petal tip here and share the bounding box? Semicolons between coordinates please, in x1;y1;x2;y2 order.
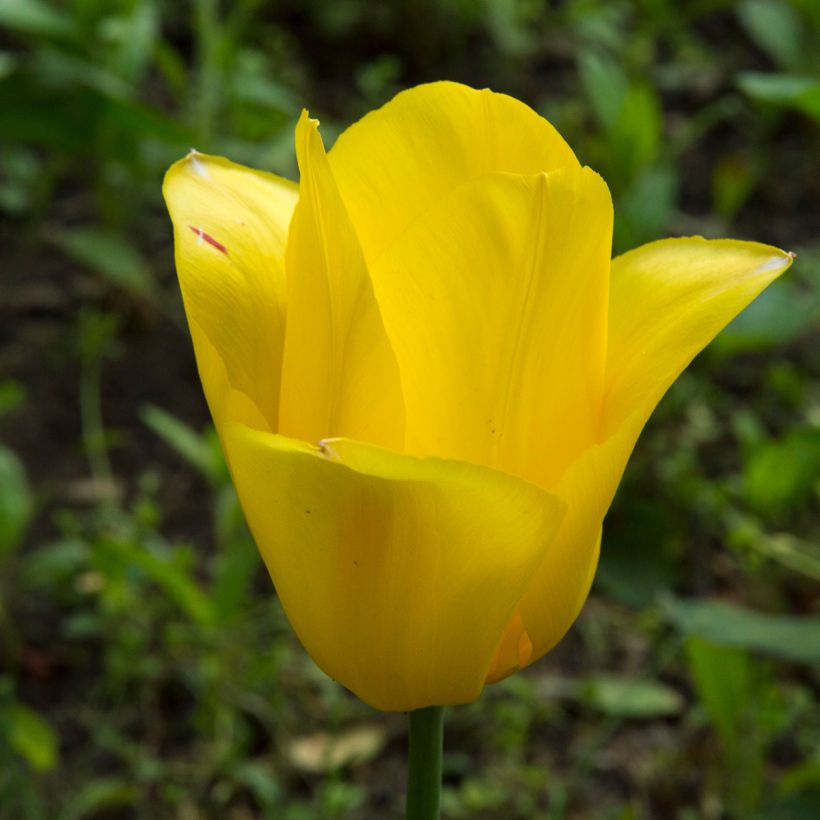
186;149;209;179
757;253;792;274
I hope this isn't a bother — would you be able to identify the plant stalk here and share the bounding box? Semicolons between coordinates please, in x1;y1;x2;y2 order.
405;705;444;820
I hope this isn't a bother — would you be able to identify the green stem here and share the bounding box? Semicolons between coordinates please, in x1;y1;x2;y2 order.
406;706;444;820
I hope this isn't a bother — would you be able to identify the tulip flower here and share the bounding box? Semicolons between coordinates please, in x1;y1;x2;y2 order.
163;82;792;716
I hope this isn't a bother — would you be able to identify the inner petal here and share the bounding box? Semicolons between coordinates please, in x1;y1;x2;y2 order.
369;167;613;489
278;113;405;450
328;81;579;267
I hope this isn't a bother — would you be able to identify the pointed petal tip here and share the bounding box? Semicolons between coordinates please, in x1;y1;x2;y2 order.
757;248;796;274
164;149;212;191
295;110;324;165
186;150;210;179
298;108;320;128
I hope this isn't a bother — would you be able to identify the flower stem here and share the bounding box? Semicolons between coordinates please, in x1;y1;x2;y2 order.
405;705;444;820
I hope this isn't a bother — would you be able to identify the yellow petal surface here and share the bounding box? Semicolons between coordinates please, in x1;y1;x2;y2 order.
328;81;579;265
603;238;795;435
278;112;404;449
371;167;613;487
223;424;566;712
487;407;645;682
488;238;794;680
163;152;297;430
188;317;271;436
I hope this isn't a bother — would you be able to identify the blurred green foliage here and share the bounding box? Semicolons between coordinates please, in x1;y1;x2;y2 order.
1;0;818;817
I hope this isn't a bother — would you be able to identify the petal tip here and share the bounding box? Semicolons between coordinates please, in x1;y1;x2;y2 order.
298;108;320;128
295;110;323;163
185;149;210;179
757;250;795;275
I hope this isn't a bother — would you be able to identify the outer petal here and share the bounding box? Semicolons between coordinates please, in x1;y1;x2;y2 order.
163;152;297;430
278;113;405;449
328;81;580;265
603;238;794;435
488;238;794;680
486;408;644;682
223;424;566;711
371;167;613;487
188;318;271;435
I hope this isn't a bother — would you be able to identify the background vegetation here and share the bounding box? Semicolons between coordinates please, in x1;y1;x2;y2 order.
1;0;818;817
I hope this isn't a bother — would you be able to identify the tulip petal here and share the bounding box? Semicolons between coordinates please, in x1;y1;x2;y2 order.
328;81;580;265
163;152;297;430
486;408;644;682
488;238;794;679
223;423;566;711
603;237;795;434
371;166;613;487
187;318;271;436
279;112;405;449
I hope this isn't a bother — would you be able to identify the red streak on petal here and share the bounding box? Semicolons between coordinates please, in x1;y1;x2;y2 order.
188;225;228;255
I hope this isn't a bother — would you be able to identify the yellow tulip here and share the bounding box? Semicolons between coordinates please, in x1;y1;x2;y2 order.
163;81;793;712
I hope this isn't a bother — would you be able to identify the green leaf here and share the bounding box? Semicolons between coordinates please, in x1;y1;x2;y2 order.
484;0;538;57
685;637;752;752
686;636;782;813
230;51;299;112
614;164;678;253
100;537;215;627
577;50;627;132
0;77;99;151
752;791;820;820
0;379;25;418
59;778;140;820
228;760;282;807
611;83;663;177
581;675;684;718
661;596;820;665
5;703;59;772
737;0;803;70
0;0;75;38
55;229;156;301
0;444;33;561
20;538;90;590
778;754;820;796
738;72;820;120
743;427;820;518
140;404;227;485
211;523;259;621
34;49;133;101
100;2;160;85
711;153;759;221
740;529;820;582
0;52;17;82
